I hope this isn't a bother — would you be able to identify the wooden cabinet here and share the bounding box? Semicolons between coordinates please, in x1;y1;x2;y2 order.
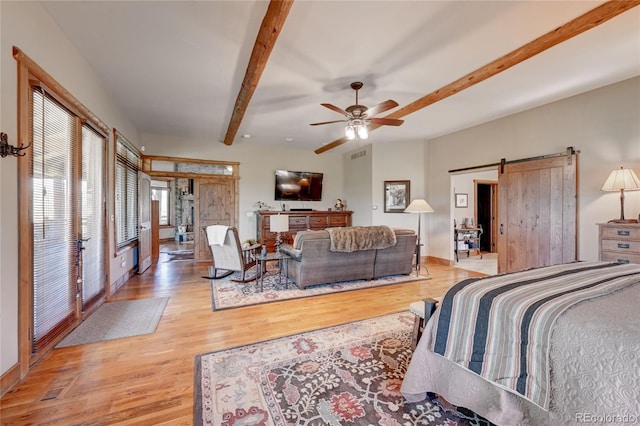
598;223;640;264
256;211;352;251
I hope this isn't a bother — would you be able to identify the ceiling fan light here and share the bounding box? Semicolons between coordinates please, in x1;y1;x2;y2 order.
345;125;356;140
357;124;368;139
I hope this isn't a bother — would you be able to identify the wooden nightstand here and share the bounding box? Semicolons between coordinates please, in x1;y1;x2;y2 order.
598;223;640;264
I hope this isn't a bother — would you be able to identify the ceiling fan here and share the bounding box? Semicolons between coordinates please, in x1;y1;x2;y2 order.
310;82;404;141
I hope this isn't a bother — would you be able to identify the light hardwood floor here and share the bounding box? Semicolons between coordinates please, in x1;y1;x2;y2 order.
0;253;485;425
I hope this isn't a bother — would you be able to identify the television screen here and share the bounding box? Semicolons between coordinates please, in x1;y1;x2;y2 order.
274;170;323;201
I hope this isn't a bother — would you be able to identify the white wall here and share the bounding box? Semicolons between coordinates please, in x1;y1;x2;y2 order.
341;140;428;243
343;144;373;225
427;76;640;263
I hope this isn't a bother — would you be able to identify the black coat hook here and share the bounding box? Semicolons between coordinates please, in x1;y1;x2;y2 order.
0;132;30;158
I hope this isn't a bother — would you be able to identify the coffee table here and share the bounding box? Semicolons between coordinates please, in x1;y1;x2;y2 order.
253;251;291;292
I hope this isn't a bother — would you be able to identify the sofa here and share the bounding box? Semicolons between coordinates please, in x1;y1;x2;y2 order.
279;226;417;289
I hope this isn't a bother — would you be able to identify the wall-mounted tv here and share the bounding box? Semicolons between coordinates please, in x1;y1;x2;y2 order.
274;170;323;201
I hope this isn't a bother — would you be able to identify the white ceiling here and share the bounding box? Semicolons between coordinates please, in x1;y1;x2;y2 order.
41;1;640;154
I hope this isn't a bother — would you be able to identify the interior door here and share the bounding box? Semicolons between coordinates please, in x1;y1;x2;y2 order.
137;172;152;273
195;177;237;261
497;154;577;273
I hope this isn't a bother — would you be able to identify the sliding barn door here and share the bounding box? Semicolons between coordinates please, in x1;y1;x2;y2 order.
497;154;577;273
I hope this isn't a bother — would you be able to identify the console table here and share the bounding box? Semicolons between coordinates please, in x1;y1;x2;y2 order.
256;210;352;252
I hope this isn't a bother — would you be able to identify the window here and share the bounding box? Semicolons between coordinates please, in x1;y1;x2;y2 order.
151;180;171;226
115;132;140;247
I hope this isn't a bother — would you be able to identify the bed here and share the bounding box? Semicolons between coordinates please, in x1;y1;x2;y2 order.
401;261;640;425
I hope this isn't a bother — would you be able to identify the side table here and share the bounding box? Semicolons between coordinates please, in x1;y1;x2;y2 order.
253;252;291;292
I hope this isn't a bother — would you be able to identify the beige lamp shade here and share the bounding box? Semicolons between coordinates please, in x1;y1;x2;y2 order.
601;167;640;191
269;214;289;233
404;199;434;213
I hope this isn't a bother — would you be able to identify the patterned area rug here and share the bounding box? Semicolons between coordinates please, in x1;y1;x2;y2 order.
209;265;427;310
194;313;491;425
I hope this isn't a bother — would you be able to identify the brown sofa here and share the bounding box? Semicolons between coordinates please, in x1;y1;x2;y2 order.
279;227;417;289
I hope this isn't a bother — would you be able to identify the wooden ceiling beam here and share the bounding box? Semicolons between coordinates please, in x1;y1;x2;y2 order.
223;0;294;146
316;0;640;154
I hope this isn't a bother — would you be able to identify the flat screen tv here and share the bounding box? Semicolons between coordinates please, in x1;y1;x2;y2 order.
274;170;323;201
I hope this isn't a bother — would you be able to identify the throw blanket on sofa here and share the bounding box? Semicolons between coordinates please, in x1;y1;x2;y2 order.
433;261;640;410
326;225;397;252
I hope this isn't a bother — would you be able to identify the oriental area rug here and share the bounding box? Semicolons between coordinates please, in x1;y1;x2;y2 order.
209;266;427;310
194;312;491;426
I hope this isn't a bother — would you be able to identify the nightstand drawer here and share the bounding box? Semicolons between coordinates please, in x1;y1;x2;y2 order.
600;226;640;240
601;240;640;253
600;251;640;264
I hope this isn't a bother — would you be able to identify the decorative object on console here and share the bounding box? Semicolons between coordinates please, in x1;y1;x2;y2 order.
334;198;344;211
254;201;271;210
404;199;434;276
601;166;640;223
1;132;30;158
269;214;289;254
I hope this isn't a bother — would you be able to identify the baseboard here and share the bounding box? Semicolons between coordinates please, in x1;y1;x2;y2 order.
427;256;454;266
1;362;21;397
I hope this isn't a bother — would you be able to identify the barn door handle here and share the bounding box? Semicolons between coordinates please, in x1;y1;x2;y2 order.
499;224;504;235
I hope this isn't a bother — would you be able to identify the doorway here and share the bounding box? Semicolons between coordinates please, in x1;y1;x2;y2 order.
475;180;498;253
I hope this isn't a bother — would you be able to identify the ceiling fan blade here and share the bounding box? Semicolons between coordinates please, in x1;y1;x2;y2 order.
321;103;350;117
309;119;347;126
315;136;349;154
364;99;399;117
368;117;404;126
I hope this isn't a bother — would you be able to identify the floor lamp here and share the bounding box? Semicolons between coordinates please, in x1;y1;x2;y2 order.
404;199;434;276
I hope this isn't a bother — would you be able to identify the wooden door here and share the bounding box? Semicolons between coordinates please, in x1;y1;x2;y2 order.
137;172;152;273
497;154;577;273
195;177;237;261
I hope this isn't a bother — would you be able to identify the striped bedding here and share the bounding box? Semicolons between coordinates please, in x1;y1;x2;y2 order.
432;261;640;410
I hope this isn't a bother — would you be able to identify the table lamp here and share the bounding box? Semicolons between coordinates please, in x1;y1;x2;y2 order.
601;166;640;223
270;214;289;253
404;199;434;275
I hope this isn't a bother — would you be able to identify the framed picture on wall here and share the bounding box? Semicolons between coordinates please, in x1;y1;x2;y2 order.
384;180;410;213
455;193;468;208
